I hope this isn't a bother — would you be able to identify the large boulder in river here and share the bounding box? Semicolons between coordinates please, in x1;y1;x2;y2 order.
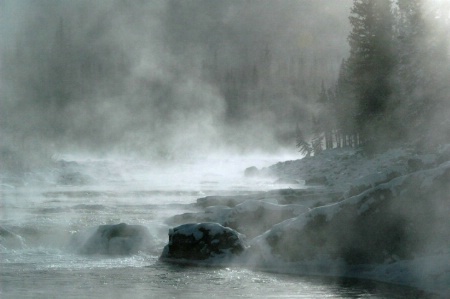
71;223;153;255
160;223;246;263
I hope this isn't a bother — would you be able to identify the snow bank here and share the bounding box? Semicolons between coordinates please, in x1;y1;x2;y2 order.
247;160;450;297
265;147;439;193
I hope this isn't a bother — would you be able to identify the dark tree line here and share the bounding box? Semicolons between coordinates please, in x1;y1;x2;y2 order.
298;0;450;155
200;43;333;124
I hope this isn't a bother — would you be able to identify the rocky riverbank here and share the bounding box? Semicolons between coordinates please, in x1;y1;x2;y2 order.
162;146;450;297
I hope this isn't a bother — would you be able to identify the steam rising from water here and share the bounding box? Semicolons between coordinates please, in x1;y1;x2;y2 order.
0;0;352;168
1;0;448;170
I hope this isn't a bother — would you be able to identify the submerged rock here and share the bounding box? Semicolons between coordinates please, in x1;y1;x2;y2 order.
160;223;246;263
71;223;153;255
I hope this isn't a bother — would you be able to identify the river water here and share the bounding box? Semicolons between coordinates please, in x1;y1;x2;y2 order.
0;157;432;298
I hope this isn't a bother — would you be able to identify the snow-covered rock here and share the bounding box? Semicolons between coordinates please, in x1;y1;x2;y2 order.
162;145;450;295
248;161;450;295
70;223;154;255
166;205;233;227
227;200;308;238
167;200;309;238
264;147;441;193
160;223;246;263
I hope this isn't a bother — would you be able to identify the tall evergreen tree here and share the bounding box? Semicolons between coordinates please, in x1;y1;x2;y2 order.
394;0;450;147
326;0;450;154
416;2;450;146
347;0;396;148
334;58;358;148
392;0;427;142
295;123;312;157
316;81;335;149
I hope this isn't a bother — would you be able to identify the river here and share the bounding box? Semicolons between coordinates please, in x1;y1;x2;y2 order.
0;157;432;298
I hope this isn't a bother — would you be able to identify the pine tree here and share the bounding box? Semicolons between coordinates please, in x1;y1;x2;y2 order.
329;0;449;151
311;115;324;155
394;0;450;147
412;1;450;146
347;0;396;149
295;123;312;157
335;58;359;148
311;135;324;156
392;0;427;142
316;81;335;150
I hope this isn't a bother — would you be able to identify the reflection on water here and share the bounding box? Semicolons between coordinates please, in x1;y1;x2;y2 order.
0;256;434;299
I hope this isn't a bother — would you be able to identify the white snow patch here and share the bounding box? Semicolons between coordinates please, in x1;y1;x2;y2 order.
267;147;431;193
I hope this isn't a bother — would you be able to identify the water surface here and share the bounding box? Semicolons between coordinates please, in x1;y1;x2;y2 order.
0;158;433;298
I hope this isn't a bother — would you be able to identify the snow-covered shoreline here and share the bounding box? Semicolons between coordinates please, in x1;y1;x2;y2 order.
164;146;450;297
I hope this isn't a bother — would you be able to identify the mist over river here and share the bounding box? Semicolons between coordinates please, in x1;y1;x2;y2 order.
0;157;432;298
2;0;449;297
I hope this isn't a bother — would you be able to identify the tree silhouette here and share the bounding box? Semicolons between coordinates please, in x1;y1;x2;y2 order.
346;0;396;148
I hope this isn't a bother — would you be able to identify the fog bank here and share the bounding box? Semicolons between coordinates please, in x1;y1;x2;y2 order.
0;0;353;168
